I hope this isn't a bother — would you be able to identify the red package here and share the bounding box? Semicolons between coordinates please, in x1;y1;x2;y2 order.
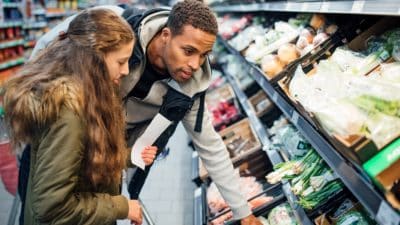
0;142;18;196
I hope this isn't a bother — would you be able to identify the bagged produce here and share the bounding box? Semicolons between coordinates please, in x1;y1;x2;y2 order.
245;21;299;63
261;54;285;78
289;42;400;148
277;43;300;65
229;25;266;52
277;124;311;158
380;62;400;82
336;211;371;225
267;203;298;225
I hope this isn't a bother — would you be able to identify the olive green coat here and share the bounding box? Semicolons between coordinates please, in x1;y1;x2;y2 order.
24;108;128;225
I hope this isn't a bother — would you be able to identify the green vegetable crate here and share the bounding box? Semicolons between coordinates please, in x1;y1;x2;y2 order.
363;138;400;210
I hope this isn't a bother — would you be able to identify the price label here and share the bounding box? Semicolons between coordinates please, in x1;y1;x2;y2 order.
285;2;293;11
194;188;201;198
351;0;365;13
283;183;295;203
321;2;330;12
291;111;299;124
272;92;278;102
376;201;400;225
249;67;255;75
301;3;309;12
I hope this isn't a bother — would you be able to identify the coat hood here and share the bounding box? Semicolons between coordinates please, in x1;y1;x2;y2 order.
3;76;82;143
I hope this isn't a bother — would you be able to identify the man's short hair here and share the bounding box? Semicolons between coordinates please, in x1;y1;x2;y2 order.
167;0;218;36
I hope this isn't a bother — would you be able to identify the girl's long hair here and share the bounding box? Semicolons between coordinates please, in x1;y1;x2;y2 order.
3;9;134;188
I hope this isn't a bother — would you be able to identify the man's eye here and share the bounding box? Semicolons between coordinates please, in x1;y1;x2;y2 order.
184;49;193;55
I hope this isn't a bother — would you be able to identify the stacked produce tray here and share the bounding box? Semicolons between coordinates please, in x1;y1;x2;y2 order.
213;10;400;225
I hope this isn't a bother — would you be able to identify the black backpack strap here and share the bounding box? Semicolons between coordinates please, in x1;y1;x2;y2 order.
194;91;206;133
159;87;194;122
158;87;207;133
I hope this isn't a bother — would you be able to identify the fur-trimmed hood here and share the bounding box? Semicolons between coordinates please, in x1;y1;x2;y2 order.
3;75;83;143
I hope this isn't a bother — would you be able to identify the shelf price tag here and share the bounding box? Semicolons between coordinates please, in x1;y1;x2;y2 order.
272;92;278;102
291;111;299;125
320;2;330;12
351;0;365;13
301;3;309;12
376;201;400;225
285;2;292;11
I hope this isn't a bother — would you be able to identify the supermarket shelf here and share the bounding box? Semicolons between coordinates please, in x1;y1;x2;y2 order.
46;12;67;18
223;67;284;167
33;9;46;15
0;20;23;28
0;57;25;70
219;37;400;225
0;39;24;49
2;2;20;8
282;182;314;225
23;21;47;29
221;41;313;225
212;0;400;16
24;40;36;48
46;11;77;18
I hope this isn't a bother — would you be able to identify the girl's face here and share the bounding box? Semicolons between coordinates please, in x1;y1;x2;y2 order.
104;40;134;85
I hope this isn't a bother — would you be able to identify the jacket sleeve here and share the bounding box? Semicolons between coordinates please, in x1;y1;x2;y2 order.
30;109;129;224
182;99;252;220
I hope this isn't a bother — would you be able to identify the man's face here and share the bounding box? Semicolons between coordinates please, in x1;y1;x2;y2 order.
161;25;216;83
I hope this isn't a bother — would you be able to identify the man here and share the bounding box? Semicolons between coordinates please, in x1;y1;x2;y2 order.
29;1;262;224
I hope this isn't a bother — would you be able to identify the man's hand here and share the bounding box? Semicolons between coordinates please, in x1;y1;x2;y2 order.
240;214;263;225
127;200;142;225
141;146;158;166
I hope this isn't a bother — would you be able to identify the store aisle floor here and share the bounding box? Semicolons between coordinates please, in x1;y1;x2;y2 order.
0;181;18;225
140;123;195;225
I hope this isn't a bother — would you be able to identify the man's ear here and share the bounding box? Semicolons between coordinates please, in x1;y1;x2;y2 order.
161;27;171;43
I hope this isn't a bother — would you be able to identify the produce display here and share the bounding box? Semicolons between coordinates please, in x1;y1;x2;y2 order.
218;14;253;40
226;136;256;158
256;203;298;225
267;149;343;210
207;176;274;225
219;13;336;80
206;83;242;131
201;9;398;225
209;100;241;131
336;211;371;225
289;28;400;151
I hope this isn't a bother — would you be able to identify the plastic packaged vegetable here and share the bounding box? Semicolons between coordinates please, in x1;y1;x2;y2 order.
267;203;298;225
336;211;371;225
